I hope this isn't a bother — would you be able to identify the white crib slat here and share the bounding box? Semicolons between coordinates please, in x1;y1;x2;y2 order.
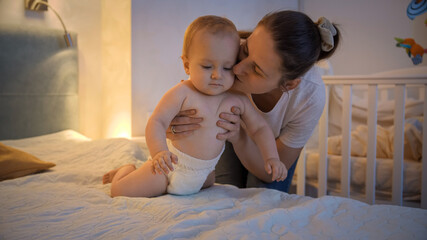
296;147;306;196
419;85;425;101
366;85;378;205
422;85;427;209
392;84;405;206
341;85;352;198
318;85;330;197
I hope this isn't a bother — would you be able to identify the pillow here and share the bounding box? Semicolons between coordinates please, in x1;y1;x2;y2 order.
0;142;55;181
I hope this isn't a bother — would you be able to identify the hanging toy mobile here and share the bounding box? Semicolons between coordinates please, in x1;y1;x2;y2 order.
407;0;427;20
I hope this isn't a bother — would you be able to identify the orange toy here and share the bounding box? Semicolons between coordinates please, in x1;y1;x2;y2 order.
395;37;427;65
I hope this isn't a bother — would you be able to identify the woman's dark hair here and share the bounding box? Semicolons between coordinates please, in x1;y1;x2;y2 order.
257;10;340;81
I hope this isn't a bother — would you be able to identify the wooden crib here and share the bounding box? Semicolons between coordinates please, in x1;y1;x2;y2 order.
295;69;427;209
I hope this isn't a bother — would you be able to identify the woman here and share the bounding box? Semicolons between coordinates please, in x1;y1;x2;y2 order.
167;10;341;192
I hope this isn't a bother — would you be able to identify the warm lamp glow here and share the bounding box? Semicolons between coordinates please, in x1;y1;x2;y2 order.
114;126;131;139
107;112;131;138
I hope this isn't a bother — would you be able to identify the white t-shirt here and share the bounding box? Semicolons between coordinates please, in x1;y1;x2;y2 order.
248;66;326;149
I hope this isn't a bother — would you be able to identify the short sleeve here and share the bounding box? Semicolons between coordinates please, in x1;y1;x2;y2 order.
279;85;326;149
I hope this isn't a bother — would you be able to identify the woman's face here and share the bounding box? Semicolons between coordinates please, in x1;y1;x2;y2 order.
232;26;283;94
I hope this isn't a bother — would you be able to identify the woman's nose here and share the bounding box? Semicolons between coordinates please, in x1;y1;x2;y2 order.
233;61;244;76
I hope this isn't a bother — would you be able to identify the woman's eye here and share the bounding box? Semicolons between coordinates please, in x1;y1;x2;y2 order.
224;67;232;71
253;66;262;76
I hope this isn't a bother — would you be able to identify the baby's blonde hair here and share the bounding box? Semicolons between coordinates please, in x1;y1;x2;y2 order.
182;15;239;58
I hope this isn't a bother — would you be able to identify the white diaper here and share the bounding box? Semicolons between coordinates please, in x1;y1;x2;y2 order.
166;140;224;195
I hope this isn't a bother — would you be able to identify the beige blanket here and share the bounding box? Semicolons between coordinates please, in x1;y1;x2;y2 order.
328;117;423;161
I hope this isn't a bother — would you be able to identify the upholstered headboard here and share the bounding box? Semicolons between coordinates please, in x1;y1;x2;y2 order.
0;25;78;140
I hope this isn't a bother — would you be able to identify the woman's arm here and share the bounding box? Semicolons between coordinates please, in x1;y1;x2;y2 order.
276;140;303;169
230;127;302;183
237;96;287;181
218;107;301;183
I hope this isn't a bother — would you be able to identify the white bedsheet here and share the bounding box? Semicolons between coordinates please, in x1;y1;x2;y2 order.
1;130;426;239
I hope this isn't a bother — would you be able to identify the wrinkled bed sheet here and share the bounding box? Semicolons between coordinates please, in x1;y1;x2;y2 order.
1;130;426;239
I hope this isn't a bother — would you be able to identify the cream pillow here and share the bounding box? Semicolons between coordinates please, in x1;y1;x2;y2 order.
0;142;55;181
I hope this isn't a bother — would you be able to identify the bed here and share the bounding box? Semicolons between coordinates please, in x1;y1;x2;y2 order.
1;25;427;239
2;130;427;239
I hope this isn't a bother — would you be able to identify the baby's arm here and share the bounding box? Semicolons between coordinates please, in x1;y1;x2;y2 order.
145;83;187;174
237;95;288;181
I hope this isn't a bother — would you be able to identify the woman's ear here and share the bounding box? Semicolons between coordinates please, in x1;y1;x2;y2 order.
281;78;301;91
181;56;190;75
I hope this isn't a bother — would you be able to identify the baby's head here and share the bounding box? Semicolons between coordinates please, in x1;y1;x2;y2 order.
182;15;240;96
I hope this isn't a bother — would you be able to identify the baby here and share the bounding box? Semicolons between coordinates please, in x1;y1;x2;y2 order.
103;15;287;197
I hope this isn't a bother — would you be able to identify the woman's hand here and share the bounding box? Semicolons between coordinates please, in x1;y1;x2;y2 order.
151;150;178;175
167;109;203;140
216;106;241;143
264;158;288;182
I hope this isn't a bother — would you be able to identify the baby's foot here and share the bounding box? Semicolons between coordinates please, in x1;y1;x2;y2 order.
102;164;134;184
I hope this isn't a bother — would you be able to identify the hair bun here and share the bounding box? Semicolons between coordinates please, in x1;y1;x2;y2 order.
316;17;337;52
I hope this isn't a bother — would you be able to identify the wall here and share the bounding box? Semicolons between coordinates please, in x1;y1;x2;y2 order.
131;0;299;136
101;0;132;138
301;0;427;75
0;0;131;139
4;0;423;138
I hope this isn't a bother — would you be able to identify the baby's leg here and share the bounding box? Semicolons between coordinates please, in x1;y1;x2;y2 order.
110;161;168;198
103;164;135;184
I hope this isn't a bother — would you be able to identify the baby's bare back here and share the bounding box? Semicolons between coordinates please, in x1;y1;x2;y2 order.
171;89;243;160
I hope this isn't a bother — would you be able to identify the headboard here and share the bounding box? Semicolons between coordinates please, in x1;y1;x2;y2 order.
0;25;78;140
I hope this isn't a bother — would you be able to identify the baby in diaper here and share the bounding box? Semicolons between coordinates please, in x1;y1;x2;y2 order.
103;15;287;197
164;139;225;195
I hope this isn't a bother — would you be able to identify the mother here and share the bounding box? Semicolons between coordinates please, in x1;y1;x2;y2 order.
168;10;341;192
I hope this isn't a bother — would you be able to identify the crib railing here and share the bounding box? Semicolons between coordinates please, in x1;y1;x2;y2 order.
296;74;427;209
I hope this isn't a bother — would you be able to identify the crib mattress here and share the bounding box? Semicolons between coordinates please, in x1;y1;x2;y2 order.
304;151;421;200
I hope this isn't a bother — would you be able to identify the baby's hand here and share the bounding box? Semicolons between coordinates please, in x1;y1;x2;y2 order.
151;150;178;175
264;158;288;182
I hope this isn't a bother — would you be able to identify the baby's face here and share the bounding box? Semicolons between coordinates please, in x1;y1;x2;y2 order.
184;30;239;96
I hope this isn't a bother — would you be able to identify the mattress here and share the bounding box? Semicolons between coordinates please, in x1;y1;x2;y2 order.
1;130;426;239
303;152;422;201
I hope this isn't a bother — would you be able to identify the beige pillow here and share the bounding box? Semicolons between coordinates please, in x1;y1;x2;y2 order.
0;142;55;181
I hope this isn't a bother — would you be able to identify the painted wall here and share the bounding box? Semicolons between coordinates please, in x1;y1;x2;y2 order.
301;0;427;75
101;1;131;138
131;0;299;136
2;0;424;139
0;0;131;139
